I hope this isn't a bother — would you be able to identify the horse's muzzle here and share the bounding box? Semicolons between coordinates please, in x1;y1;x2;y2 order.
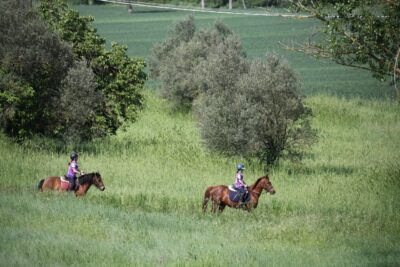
268;188;276;195
100;186;105;191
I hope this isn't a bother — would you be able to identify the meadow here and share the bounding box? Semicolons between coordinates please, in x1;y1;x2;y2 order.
0;4;399;267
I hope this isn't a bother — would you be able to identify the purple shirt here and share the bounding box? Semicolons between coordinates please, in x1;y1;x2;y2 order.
67;161;79;179
235;172;246;188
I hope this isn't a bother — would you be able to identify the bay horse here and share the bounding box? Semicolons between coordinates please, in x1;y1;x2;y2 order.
202;175;276;213
38;172;105;197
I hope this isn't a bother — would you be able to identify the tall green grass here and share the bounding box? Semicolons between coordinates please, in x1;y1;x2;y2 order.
1;91;399;266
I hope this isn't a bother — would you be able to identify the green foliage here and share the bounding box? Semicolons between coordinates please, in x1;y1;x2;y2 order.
291;0;400;82
39;0;147;138
92;43;146;132
0;0;146;141
149;16;245;110
58;60;102;142
196;54;316;167
0;0;74;138
151;17;315;167
0;69;35;137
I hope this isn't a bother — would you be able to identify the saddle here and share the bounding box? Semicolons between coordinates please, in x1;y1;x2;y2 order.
60;176;77;191
60;176;70;190
228;185;250;203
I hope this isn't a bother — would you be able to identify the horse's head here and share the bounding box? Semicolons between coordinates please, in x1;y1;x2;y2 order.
93;172;105;191
260;175;276;195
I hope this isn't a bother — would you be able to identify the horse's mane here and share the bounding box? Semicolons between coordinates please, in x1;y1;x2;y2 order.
78;172;100;184
250;176;267;189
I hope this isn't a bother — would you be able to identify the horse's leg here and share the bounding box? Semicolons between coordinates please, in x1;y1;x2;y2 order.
218;203;226;213
211;201;219;213
38;179;45;192
202;187;212;212
202;198;209;212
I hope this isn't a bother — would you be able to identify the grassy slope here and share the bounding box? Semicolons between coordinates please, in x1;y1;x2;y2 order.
77;5;394;99
1;92;399;266
0;4;399;267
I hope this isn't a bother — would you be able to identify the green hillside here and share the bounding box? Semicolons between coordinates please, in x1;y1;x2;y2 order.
77;4;395;99
0;4;399;266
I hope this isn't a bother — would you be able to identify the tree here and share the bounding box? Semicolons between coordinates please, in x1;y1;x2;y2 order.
149;17;246;110
0;0;74;138
195;54;315;167
0;0;147;141
288;0;400;99
150;17;316;168
39;0;147;135
58;60;102;142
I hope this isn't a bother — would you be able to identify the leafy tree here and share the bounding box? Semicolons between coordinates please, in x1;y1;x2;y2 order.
151;17;316;167
58;60;102;142
149;17;246;110
195;54;316;167
0;0;147;141
38;0;147;136
289;0;400;99
0;0;74;138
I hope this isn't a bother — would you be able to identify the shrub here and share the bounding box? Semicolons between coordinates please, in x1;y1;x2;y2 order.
58;60;102;143
195;54;316;167
149;17;246;110
0;0;74;138
0;0;147;141
151;17;316;167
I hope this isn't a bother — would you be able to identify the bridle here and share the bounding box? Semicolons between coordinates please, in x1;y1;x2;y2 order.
93;174;105;191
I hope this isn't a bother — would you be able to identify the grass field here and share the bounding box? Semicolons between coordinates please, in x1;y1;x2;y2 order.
77;4;395;99
1;4;399;267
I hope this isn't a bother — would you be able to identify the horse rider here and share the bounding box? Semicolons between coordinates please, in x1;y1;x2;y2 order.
234;163;248;202
66;151;83;191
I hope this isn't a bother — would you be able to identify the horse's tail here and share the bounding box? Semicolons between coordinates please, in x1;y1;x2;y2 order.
38;179;44;191
202;186;213;212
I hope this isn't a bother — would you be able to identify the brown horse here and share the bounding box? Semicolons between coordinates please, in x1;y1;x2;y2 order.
202;175;276;213
38;172;105;197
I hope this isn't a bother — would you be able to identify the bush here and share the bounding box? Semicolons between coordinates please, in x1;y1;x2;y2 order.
196;54;316;167
0;0;146;141
58;60;102;143
149;17;246;110
0;0;74;138
39;0;147;137
152;17;316;167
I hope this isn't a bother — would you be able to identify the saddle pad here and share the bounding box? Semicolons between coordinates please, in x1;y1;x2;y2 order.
228;190;250;203
60;176;70;190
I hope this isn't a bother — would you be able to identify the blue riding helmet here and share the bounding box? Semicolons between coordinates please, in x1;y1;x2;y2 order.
70;151;78;160
236;163;245;171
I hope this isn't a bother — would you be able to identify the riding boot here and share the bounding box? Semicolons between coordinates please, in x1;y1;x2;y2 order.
238;193;244;205
74;179;79;191
68;180;74;191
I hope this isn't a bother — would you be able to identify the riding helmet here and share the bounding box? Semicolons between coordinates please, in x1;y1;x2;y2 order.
70;151;78;160
237;163;245;171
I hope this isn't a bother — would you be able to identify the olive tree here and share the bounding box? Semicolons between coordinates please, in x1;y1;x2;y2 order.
195;54;316;167
149;17;245;110
151;17;316;167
